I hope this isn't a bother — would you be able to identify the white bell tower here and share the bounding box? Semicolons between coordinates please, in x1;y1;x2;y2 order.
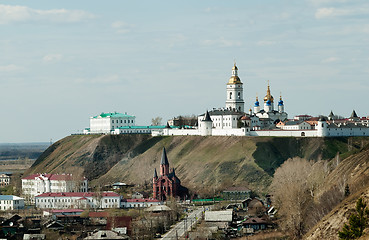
225;63;244;112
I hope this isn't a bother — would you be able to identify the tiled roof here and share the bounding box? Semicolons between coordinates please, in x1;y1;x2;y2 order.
35;192;120;198
199;109;243;116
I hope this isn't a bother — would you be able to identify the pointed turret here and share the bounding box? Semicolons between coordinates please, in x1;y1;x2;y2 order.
328;111;335;120
203;111;212;122
350;110;358;118
153;168;158;179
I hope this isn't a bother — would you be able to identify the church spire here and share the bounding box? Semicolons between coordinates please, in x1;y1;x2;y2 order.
160;147;170;176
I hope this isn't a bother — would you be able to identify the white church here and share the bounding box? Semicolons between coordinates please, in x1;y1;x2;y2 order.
152;64;369;137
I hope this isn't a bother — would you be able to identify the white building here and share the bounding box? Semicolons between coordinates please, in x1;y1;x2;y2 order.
35;192;120;209
0;173;11;187
0;195;24;210
121;198;162;208
151;63;369;138
22;173;88;204
86;112;136;134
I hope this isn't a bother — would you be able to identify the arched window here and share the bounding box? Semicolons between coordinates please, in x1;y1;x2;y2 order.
230;92;232;99
238;92;241;99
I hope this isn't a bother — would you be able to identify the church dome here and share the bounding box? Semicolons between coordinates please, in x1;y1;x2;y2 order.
266;100;272;106
264;82;274;102
228;76;242;85
227;63;242;85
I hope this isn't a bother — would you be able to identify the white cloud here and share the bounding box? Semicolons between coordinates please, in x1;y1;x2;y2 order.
0;4;96;24
309;0;348;7
322;57;340;63
315;7;369;19
256;41;276;46
111;21;133;34
0;64;21;72
202;37;242;47
43;54;63;62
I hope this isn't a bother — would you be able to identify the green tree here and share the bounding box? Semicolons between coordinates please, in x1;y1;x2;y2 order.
344;184;350;197
338;198;369;239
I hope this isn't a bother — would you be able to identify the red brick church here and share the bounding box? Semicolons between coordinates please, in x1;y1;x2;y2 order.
153;148;188;201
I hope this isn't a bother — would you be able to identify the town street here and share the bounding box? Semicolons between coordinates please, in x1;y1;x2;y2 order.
161;207;204;240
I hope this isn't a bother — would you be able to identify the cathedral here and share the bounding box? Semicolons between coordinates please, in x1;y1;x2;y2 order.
152;148;188;201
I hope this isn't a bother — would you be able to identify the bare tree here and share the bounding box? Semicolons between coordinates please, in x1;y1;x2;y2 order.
151;117;163;126
270;158;314;238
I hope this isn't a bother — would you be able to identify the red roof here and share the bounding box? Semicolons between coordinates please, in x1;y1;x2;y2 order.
35;192;120;198
124;198;160;203
22;173;86;181
89;211;109;218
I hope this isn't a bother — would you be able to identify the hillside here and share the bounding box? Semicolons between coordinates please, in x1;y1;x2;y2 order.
26;134;361;194
304;143;369;240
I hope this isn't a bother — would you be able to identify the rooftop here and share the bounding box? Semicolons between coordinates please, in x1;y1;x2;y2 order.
92;112;135;119
35;192;119;198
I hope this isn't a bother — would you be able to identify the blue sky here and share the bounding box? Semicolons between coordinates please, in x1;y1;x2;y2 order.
1;0;368;142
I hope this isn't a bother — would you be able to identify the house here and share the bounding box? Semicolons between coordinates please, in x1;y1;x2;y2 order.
0;195;24;210
0;173;11;187
22;173;88;203
35;192;120;209
106;216;132;236
205;210;234;229
121;198;161;208
84;230;129;240
242;217;273;232
221;186;251;200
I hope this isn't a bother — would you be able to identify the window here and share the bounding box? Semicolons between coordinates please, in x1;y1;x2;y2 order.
230;92;232;99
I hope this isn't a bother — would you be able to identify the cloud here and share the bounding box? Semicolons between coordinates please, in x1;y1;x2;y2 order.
202;37;242;47
0;4;96;24
309;0;348;6
322;57;340;63
0;64;21;72
256;41;276;46
111;21;133;34
43;54;62;62
315;6;369;19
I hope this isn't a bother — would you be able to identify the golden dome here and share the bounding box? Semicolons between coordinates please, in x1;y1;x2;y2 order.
227;63;242;85
264;82;274;102
228;76;242;85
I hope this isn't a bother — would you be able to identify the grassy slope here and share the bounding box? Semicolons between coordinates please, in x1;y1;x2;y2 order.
26;134;361;195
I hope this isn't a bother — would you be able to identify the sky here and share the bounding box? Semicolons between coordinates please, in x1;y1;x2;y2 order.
1;0;368;143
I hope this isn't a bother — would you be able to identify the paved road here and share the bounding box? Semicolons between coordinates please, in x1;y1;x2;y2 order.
161;207;204;240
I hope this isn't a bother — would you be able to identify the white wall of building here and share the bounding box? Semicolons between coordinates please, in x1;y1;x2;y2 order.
0;195;24;210
22;174;88;204
35;192;120;209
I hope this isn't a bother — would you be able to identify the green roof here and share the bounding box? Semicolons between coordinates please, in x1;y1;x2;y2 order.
93;112;135;119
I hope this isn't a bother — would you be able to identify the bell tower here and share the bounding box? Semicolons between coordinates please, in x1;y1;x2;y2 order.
225;63;244;112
